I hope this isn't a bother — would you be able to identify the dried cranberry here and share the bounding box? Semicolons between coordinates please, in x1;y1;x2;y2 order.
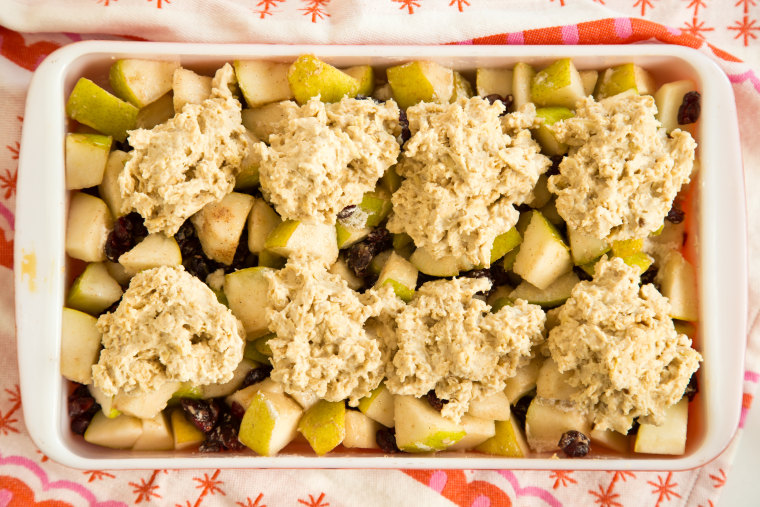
425;390;448;412
376;427;401;453
684;374;699;402
666;205;685;224
489;263;511;288
241;365;273;389
104;212;148;262
183;254;219;281
67;385;96;418
70;414;92;435
640;265;658;286
337;205;358;220
483;94;514;115
217;412;244;450
199;439;223;453
511;394;533;429
558;430;590;457
229;401;246;420
677;91;701;125
175;220;202;257
180;398;220;434
399;109;411;144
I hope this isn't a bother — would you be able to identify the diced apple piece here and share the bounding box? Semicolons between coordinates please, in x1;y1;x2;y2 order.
65;133;112;190
61;308;102;384
409;247;471;278
634;398;688;455
264;220;338;265
329;258;364;291
202;359;256;399
475;415;530;457
113;380;181;419
67;262;123;315
239;390;303;456
343;410;381;449
298;400;346;455
136;92;175;130
357;384;395;428
376;252;418;302
467;391;511;421
132;412;174;451
490;227;522;265
655;80;699;133
387;61;454;109
66;192;113;262
536;358;582;401
512;62;536;110
525;399;591;453
509;271;579;308
504;355;543;403
99;150;130;218
579;70;599;96
567;226;610;265
88;384;120;418
171;407;205;450
533;107;574;156
224;267;273;338
530;59;585;109
109;59;179;108
247;198;281;254
242;101;299;142
172;68;212;112
513;211;572;290
343;65;375;96
594;63;656;100
288;54;359;105
225;378;284;412
190;192;254;265
448;415;496;451
234;60;293;108
84;411;143;449
451;72;474;102
590;427;629;453
394;395;465;452
66;78;138;142
657;251;698;321
118;233;182;275
476;67;513;97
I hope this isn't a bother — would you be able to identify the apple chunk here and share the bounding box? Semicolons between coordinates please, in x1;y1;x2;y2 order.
66;192;113;263
224;267;274;338
634;398;688;455
61;308;102;384
234;60;293;108
110;59;180;108
118;233;182;275
99;150;131;218
65;133;112;190
191;192;254;265
84;411;143;449
66;262;123;315
66;78;138;142
172;68;212;112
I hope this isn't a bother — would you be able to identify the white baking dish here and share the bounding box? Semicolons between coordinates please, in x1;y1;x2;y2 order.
15;42;746;470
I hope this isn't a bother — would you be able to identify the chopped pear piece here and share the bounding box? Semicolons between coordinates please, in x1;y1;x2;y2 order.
536;357;583;401
611;238;644;258
360;190;393;227
530;58;585;109
298;400;346;455
132;412;174;451
242;100;298;142
525;398;591;453
66;192;113;262
634;398;688;455
451;72;474;102
533;107;574;156
467;391;511;421
343;410;381;449
527;174;552;209
170;408;205;450
509;270;579;308
84;411;143;449
476;67;513;97
567;226;610;265
238;390;303;456
512;62;536;109
579;70;599;96
368;249;392;276
380;166;403;195
656;251;698;321
513;211;573;290
394;395;465;452
201;358;256;399
328;258;364;291
655;80;699;133
67;262;123;315
490;227;522;264
372;83;393;102
225;378;284;412
98;150;130;218
234;60;293;108
112;380;180;419
65;133;112;190
247;198;282;254
191;192;254;265
136;92;175;129
409;246;471;277
109;59;179;108
66;78;138;141
343;65;375;96
357;384;395;428
448;415;496;451
88;384;120;418
590;427;629;454
235;130;261;190
118;233;182;275
172;68;212;112
376;252;418;302
61;308;102;384
620;251;654;274
224;267;274;338
264;220;338;265
475;415;530;457
504;355;543;403
386;61;454;109
594;63;656;100
287;54;360;104
336;223;372;249
487;285;513;313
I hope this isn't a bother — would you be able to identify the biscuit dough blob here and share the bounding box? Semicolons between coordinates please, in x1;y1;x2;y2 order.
92;265;245;398
548;91;696;241
265;256;404;405
547;257;702;433
387;98;551;267
256;97;401;223
385;277;546;421
119;63;249;236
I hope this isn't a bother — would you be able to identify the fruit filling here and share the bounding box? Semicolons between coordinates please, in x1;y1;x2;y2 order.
60;54;702;458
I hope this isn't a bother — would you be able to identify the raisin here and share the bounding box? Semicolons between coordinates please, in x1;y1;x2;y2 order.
104;212;148;262
483;94;513;115
113;139;133;152
399;109;411;144
376;427;401;453
489;263;511;289
241;365;273;389
677;91;701;125
627;418;640;435
684;374;699;402
67;385;96;418
558;430;590;457
425;390;448;412
183;254;218;281
365;227;392;250
175;220;202;257
70;414;92;435
337;205;357;220
346;228;392;277
666;205;685;224
199;439;223;453
640;265;658;286
460;268;493;281
511;394;533;429
225;230;256;273
180;398;220;434
229;401;246;420
547;155;563;176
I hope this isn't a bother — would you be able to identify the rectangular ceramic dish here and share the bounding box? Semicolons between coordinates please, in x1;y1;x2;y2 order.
15;42;747;470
